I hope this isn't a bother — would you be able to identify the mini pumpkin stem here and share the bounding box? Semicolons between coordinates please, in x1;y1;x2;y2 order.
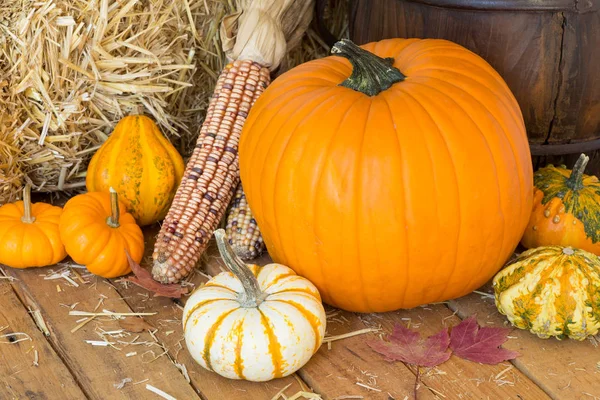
107;187;120;228
331;39;406;96
566;153;589;191
214;229;263;308
20;184;36;224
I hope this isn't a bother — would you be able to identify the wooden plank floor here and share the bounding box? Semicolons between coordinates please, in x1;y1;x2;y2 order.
1;226;600;400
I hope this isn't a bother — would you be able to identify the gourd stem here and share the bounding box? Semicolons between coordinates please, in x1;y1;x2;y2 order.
214;229;263;308
566;153;589;191
331;39;405;96
107;187;120;228
20;184;35;224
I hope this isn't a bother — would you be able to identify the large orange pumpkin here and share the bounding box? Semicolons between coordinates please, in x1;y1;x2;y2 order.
238;39;533;312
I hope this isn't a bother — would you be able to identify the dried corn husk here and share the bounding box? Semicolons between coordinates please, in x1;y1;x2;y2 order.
220;0;314;71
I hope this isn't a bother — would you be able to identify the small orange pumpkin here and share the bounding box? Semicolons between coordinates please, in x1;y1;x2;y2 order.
59;188;144;278
0;185;67;268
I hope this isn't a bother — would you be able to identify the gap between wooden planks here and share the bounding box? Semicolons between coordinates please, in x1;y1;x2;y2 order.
113;231;555;400
110;226;310;400
3;266;201;400
0;279;85;399
449;287;600;400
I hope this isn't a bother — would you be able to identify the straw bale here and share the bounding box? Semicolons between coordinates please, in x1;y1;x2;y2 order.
0;0;348;204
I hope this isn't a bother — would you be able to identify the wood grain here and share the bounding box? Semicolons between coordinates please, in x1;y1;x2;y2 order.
359;305;552;399
4;267;201;400
109;228;308;400
548;10;600;143
199;241;433;399
398;0;597;12
0;279;85;400
449;288;600;399
349;0;600;164
299;309;438;399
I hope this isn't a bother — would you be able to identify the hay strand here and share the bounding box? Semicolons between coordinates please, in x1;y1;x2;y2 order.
0;0;349;204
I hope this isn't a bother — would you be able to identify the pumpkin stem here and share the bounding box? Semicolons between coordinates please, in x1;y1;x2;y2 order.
106;187;121;228
566;153;589;191
331;39;405;96
214;229;264;308
20;184;36;224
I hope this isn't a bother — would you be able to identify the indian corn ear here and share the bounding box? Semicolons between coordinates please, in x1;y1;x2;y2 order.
225;183;265;260
152;60;270;283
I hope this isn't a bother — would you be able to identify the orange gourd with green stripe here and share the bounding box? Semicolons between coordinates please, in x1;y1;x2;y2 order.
182;229;326;382
493;246;600;340
86;115;184;226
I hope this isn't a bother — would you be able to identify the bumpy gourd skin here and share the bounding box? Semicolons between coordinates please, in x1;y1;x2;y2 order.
493;246;600;340
0;201;67;268
522;155;600;255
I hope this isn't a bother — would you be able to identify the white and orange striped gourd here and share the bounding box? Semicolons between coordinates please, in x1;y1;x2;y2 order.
182;229;326;382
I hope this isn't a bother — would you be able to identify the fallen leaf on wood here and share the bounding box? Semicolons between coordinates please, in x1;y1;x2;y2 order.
450;315;519;364
118;317;154;333
367;323;451;367
123;251;189;298
368;323;451;399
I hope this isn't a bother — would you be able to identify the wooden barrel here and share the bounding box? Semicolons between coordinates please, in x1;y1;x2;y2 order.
348;0;599;166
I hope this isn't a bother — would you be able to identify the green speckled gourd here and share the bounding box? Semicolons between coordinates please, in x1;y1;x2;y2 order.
493;246;600;340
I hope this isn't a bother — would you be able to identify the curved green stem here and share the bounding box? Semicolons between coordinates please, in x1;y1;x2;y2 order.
331;39;405;96
214;229;264;308
20;184;36;224
106;187;120;228
565;153;589;191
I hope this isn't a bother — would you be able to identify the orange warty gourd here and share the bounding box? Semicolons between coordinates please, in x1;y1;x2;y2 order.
59;189;144;278
238;39;533;312
86;115;185;226
521;154;600;255
0;185;67;268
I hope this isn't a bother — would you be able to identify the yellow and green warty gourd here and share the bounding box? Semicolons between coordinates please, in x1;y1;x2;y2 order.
493;246;600;340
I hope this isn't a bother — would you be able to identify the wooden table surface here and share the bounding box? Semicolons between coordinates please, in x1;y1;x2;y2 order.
1;227;599;400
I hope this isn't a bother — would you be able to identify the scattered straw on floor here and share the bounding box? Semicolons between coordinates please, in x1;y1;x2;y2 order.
145;383;177;400
322;328;380;345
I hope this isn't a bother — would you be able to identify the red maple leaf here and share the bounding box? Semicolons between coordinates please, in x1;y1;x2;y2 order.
367;323;451;399
449;316;519;364
367;323;451;367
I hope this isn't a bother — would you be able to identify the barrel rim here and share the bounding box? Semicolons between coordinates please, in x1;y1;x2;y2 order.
397;0;598;12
